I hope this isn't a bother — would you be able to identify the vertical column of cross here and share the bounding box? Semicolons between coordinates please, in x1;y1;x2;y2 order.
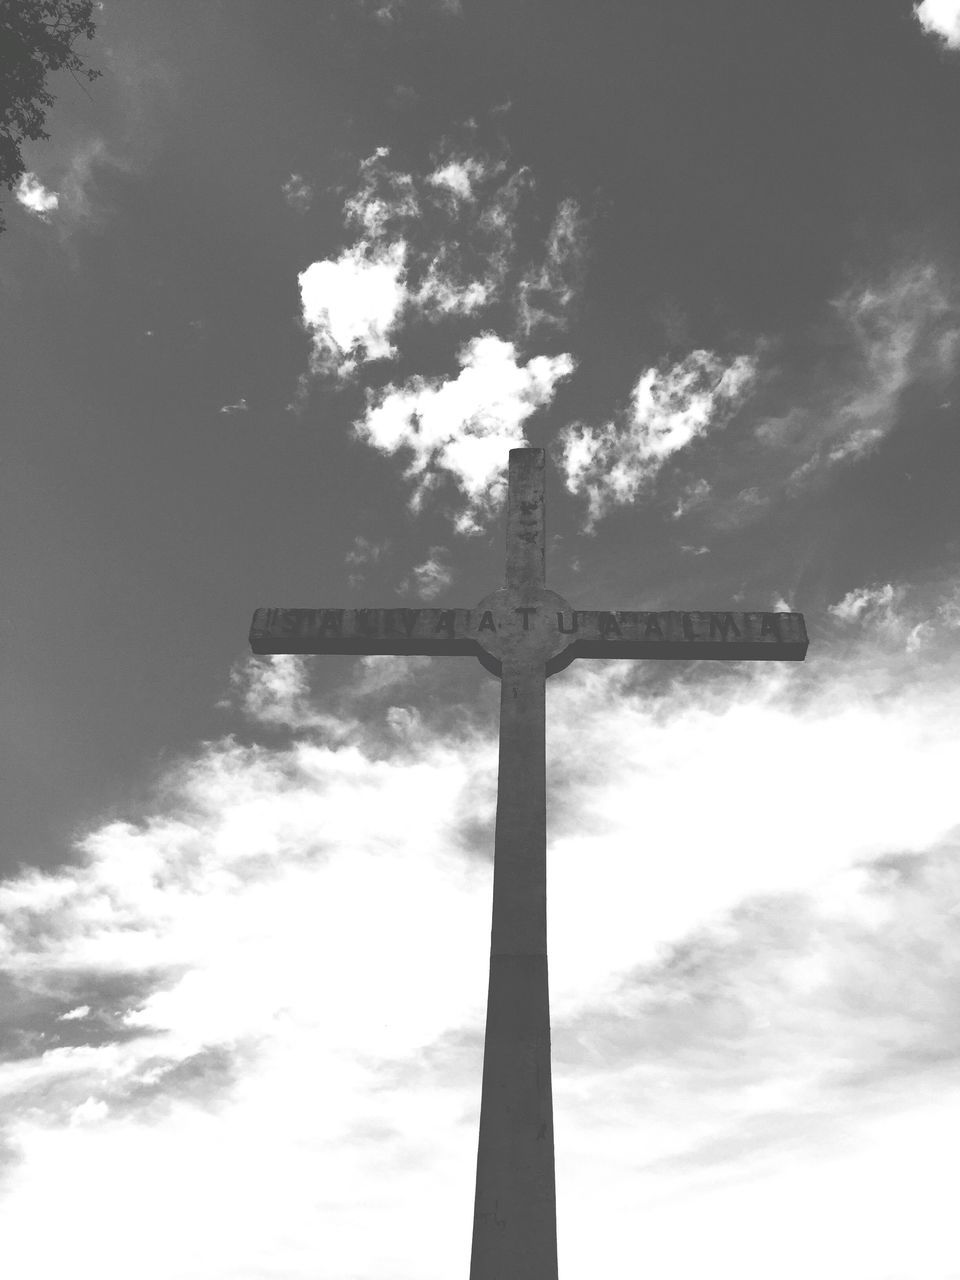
505;446;546;597
470;449;558;1280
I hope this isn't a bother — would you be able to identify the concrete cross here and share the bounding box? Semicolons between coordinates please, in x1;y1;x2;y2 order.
249;447;808;1279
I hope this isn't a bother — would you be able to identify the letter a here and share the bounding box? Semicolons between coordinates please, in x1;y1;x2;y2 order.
478;611;497;633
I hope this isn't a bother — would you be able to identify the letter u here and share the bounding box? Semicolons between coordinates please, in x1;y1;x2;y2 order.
557;611;578;634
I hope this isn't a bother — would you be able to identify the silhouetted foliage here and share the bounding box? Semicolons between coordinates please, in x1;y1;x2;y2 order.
0;0;100;231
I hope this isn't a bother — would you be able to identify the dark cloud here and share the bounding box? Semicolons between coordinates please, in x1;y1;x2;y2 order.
113;1041;258;1118
1;1023;258;1125
549;840;960;1169
369;1022;483;1092
0;967;183;1064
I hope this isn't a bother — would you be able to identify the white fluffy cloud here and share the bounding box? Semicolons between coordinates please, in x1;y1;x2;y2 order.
296;150;419;380
426;155;497;203
356;334;575;532
828;582;900;623
58;1006;90;1021
294;146;589;530
559;349;758;529
915;0;960;47
14;172;60;219
296;148;584;387
3;580;960;1278
299;240;408;378
828;579;960;654
295;149;473;380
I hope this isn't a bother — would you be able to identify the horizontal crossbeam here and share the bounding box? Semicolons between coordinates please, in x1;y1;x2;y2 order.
249;607;476;657
249;606;808;669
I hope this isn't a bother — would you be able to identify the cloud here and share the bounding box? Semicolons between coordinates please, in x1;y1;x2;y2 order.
54;137;131;230
828;582;900;623
915;0;960;47
557;842;960;1107
558;349;758;530
58;1006;90;1022
426;156;496;204
9;41;176;244
296;147;582;387
410;163;535;321
755;265;960;483
618;263;960;533
5;573;960;1275
364;0;462;21
3;583;960;1276
356;334;575;532
343;146;421;240
345;535;390;590
398;548;454;600
821;265;960;464
281;173;313;211
294;150;419;380
591;263;960;533
218;398;248;414
414;264;493;319
516;198;586;334
827;579;960;654
223;653;358;737
299;240;408;379
14;173;59;219
671;478;712;519
0;655;499;1273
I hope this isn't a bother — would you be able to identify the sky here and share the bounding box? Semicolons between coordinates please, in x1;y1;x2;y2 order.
2;1;960;1276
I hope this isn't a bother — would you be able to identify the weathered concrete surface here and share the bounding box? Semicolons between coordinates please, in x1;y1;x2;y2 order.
505;446;546;591
469;452;558;1278
470;956;556;1278
250;604;808;665
470;649;556;1278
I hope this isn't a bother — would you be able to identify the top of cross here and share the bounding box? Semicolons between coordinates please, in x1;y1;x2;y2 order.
505;447;546;591
250;448;807;676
